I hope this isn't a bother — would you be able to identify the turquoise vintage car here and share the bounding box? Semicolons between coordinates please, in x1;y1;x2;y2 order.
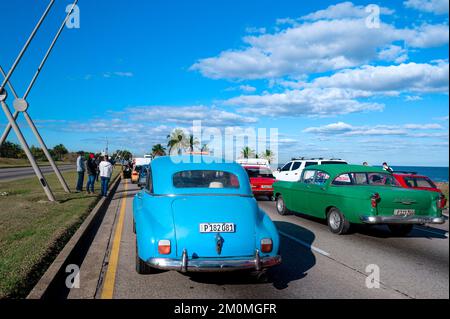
133;155;281;274
274;164;445;235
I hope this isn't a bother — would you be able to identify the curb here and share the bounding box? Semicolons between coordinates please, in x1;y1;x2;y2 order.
27;174;122;299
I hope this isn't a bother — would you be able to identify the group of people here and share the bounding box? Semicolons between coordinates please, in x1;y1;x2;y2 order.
362;161;394;172
76;152;114;197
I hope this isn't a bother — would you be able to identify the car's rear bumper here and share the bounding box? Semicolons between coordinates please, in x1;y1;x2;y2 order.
146;249;281;272
360;215;445;225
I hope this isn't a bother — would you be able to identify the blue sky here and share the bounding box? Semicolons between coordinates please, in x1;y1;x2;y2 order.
0;0;448;166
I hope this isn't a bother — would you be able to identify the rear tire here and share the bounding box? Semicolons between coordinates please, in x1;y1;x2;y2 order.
388;224;414;236
135;238;153;274
276;195;290;216
327;208;351;235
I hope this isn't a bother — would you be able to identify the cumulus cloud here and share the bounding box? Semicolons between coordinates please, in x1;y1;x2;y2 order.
301;2;394;20
225;88;384;117
190;7;448;80
303;122;445;137
311;62;449;93
404;0;449;14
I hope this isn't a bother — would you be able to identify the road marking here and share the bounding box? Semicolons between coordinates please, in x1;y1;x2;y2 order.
101;180;128;299
279;231;330;257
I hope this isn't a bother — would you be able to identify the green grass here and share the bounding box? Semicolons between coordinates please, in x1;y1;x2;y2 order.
0;157;69;168
0;169;119;299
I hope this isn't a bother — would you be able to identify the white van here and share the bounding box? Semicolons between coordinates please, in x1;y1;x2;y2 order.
273;158;347;182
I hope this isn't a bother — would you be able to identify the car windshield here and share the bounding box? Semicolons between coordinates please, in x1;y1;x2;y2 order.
173;170;240;189
332;172;399;186
245;167;274;178
404;177;437;188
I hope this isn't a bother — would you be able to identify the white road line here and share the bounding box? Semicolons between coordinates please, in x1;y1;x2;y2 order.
279;231;331;257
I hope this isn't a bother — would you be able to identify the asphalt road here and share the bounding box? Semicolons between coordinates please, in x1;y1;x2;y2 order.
72;180;449;299
0;165;75;182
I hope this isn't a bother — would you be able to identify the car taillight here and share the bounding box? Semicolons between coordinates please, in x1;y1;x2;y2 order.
261;238;273;253
438;194;447;209
158;240;171;255
371;193;380;208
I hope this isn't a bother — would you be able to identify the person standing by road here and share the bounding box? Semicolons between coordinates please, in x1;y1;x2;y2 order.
76;151;86;192
99;155;113;197
95;155;101;182
86;154;97;194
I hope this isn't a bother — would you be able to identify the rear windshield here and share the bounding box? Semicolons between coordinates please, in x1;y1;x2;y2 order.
332;172;399;186
173;170;240;189
404;177;437;188
245;167;274;179
321;161;347;165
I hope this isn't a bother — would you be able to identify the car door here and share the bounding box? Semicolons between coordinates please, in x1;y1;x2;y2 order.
289;170;316;214
305;170;331;218
286;161;303;181
275;161;293;181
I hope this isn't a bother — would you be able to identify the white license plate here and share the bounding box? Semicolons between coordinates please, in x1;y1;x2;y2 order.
394;209;415;216
261;185;272;189
199;223;235;233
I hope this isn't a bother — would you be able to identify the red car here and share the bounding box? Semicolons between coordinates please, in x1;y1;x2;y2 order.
243;165;276;200
393;171;447;208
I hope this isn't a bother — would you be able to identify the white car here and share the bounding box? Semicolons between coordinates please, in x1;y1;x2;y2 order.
273;158;347;182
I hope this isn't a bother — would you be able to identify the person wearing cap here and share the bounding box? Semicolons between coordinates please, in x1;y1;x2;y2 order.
86;153;98;194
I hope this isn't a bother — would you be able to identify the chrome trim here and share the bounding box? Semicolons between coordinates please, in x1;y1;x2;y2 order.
146;250;281;272
146;193;254;198
360;215;445;225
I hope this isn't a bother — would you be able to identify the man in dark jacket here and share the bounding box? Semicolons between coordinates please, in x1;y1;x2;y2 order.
86;153;98;194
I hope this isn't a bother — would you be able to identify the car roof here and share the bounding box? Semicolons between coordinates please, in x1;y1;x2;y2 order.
304;164;386;176
150;155;252;195
393;172;427;178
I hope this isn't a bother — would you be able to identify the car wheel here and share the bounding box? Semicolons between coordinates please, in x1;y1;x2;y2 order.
276;195;290;216
388;224;414;236
135;238;152;274
327;208;351;235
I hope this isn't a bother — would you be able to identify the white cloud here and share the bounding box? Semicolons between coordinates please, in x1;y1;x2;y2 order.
404;0;449;14
303;122;445;137
405;95;423;101
190;11;448;80
311;62;449;93
301;2;394;20
225;88;384;117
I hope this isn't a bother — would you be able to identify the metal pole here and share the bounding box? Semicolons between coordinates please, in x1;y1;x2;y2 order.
0;66;71;193
0;0;55;91
1;0;78;144
0;101;55;202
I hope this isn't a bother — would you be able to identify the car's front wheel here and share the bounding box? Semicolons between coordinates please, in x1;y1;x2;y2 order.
327;208;351;235
388;224;414;236
276;195;290;216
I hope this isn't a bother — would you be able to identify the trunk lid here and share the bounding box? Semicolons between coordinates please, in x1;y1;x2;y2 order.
171;196;257;258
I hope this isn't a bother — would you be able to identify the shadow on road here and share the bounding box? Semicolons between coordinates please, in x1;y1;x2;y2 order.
352;224;448;239
186;221;316;290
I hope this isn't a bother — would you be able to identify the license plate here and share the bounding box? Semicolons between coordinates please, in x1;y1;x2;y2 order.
199;223;235;233
261;185;272;189
394;209;415;216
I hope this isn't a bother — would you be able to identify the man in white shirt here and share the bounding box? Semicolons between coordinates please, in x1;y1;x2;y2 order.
99;155;114;197
76;151;85;192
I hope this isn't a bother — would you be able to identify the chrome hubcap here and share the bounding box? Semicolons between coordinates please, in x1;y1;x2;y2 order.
329;211;341;230
277;199;284;212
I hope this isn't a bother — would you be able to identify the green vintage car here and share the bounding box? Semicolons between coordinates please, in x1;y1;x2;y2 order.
273;164;446;235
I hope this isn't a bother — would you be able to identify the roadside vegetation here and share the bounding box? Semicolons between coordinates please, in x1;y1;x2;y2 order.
0;169;119;298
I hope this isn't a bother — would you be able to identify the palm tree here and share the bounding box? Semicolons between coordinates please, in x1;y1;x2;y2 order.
200;143;209;154
241;146;255;159
260;149;275;164
167;129;187;155
151;144;166;157
187;134;200;153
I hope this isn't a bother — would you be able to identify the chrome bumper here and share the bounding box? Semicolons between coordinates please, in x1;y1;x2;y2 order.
360;215;446;225
146;249;281;273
